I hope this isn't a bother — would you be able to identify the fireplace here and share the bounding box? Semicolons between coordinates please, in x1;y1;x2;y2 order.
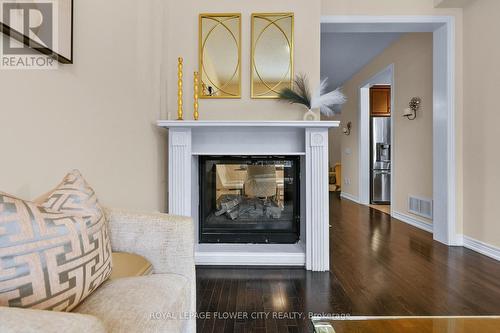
199;156;300;244
159;121;338;271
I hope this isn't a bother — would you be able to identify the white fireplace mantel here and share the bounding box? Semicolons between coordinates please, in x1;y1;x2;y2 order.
158;120;341;128
158;120;340;272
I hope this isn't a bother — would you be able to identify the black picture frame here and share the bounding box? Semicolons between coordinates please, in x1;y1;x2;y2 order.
0;0;73;64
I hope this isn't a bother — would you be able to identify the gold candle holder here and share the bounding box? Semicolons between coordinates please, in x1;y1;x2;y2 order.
177;57;184;120
193;71;199;121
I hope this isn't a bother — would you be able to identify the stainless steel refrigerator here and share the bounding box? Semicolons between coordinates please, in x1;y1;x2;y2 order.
371;117;391;204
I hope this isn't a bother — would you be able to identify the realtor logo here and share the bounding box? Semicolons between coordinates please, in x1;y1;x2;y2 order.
0;0;58;69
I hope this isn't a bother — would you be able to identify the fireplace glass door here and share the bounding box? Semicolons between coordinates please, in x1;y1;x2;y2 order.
199;156;300;244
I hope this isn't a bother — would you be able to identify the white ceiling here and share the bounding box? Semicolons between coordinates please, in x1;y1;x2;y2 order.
321;32;402;90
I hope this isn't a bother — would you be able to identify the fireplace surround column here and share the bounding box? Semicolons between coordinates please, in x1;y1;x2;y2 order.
305;128;330;271
168;128;192;216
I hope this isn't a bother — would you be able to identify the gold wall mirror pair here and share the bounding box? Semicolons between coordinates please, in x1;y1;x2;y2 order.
199;13;294;99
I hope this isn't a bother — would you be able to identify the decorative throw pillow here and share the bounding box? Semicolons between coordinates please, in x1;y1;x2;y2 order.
0;170;112;312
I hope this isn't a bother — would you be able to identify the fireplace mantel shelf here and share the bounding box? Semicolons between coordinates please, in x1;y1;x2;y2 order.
157;120;340;128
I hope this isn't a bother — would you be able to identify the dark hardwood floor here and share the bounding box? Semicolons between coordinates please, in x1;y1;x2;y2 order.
196;194;500;332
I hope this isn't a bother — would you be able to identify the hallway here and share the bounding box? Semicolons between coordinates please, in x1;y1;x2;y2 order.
196;194;500;332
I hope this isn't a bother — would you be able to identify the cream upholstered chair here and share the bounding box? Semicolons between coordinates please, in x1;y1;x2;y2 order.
0;209;196;333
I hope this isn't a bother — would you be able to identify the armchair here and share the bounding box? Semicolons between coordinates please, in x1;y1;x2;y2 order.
0;209;196;333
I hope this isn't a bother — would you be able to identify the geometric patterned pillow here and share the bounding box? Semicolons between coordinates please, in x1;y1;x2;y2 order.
0;170;112;312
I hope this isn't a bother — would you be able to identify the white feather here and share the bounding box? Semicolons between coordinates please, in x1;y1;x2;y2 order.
311;78;346;117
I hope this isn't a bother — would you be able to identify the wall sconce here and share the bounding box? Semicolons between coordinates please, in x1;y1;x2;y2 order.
342;121;352;136
403;97;421;120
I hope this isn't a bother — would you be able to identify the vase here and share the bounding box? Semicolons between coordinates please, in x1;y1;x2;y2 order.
303;109;319;121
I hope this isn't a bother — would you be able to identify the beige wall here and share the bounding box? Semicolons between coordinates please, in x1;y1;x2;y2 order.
434;0;473;8
164;0;322;121
463;0;500;247
322;0;462;15
328;116;342;166
334;34;434;223
0;0;167;211
0;0;321;212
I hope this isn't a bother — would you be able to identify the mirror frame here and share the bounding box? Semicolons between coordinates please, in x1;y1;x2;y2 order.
251;12;294;99
198;13;242;99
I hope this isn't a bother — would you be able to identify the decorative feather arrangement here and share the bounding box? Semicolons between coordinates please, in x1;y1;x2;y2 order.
278;74;346;117
311;78;346;117
278;74;311;108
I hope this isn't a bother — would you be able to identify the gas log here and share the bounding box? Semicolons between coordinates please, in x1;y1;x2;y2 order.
216;194;283;221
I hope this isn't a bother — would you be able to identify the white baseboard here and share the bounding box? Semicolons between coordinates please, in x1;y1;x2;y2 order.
195;243;306;266
340;192;359;203
463;236;500;262
392;211;433;233
387;213;499;262
451;234;464;246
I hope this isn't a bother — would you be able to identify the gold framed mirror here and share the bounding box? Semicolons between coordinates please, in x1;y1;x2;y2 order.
199;13;241;99
251;13;294;99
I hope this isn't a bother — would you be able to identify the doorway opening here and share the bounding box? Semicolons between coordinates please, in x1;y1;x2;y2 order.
370;86;392;206
321;16;458;246
357;65;394;215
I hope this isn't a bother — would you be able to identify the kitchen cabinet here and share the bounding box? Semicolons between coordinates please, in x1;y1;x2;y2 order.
370;86;391;117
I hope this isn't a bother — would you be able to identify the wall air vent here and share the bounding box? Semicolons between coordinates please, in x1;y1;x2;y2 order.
408;196;433;220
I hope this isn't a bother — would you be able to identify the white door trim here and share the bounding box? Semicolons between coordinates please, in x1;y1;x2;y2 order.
359;86;370;205
321;15;459;246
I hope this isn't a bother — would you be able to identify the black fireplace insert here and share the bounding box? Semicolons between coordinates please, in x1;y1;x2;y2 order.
199;156;300;244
